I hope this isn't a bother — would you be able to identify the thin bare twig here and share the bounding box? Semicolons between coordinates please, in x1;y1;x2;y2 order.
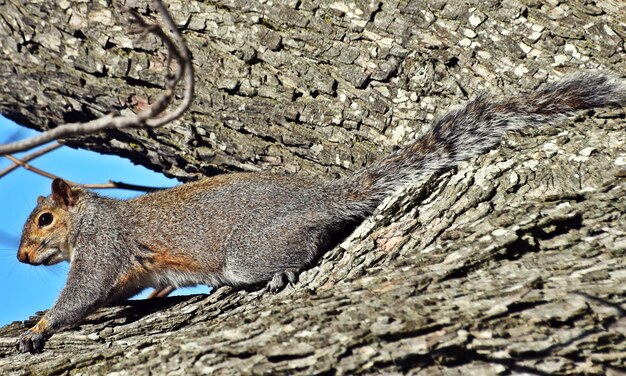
4;155;59;180
0;142;62;178
81;180;166;192
0;0;195;155
4;155;165;192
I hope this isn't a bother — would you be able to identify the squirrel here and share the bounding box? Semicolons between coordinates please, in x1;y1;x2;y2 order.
15;72;625;353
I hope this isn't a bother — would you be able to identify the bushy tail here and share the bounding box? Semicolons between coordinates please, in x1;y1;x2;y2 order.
335;72;625;211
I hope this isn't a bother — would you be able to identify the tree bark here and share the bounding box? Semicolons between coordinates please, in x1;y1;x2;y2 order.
1;0;625;374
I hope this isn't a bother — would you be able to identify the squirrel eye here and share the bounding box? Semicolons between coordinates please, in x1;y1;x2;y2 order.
37;213;54;227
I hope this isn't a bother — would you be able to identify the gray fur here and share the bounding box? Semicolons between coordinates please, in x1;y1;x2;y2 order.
16;72;625;353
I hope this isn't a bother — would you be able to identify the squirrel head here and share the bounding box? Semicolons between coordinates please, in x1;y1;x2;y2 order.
17;178;85;266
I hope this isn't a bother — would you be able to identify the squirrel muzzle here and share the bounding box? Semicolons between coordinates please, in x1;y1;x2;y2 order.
17;241;65;266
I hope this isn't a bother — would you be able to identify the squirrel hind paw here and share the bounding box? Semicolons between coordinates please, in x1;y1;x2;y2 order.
266;269;299;293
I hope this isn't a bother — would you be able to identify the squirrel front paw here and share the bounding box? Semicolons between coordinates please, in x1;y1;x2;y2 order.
17;330;47;354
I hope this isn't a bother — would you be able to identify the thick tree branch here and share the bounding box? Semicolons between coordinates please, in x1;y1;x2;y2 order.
0;1;624;374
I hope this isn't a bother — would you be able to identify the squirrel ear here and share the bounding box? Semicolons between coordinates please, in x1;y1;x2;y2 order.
36;196;45;204
51;178;77;207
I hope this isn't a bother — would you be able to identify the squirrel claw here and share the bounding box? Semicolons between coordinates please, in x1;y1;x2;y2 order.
267;269;299;293
17;330;46;354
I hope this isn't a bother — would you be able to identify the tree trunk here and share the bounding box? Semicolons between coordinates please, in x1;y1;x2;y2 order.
1;0;625;374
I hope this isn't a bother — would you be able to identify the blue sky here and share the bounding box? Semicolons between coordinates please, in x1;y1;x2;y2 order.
0;116;210;327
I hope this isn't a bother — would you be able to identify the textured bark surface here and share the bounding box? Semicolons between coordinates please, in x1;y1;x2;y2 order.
1;0;625;375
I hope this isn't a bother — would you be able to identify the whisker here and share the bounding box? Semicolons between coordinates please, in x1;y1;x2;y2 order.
46;264;69;278
4;261;22;280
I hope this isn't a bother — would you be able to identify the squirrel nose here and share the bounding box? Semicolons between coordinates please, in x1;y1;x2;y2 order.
17;251;30;264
